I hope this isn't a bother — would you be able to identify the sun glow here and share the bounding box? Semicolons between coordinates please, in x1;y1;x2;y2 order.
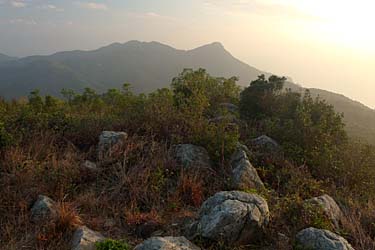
290;0;375;52
265;0;375;53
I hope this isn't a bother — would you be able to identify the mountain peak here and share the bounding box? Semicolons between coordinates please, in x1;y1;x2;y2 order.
190;42;225;52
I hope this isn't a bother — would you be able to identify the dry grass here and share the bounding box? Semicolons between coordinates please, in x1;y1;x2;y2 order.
341;201;375;249
1;131;374;249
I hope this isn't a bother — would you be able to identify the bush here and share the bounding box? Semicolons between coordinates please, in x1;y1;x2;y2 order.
96;239;131;250
0;121;13;148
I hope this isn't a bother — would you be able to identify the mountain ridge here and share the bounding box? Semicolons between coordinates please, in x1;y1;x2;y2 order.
0;53;17;63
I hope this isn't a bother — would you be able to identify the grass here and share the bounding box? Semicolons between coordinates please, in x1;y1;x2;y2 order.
0;132;374;249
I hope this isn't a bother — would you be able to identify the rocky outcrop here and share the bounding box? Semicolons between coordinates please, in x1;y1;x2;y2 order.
71;226;105;250
191;191;269;245
135;236;200;250
97;131;127;160
30;195;57;222
172;144;211;169
304;195;344;229
296;227;354;250
230;143;264;190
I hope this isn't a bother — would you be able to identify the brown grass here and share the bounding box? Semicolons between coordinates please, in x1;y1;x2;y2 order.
1;131;374;249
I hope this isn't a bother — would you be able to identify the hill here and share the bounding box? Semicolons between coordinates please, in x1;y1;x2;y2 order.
1;68;374;250
0;40;374;143
0;41;264;98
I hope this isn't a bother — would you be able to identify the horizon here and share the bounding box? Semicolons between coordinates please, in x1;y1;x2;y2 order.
0;0;374;108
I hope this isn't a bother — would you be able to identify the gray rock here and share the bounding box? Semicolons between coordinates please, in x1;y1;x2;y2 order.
81;160;99;171
230;144;264;190
173;144;211;169
135;236;201;250
251;135;280;152
305;195;344;229
30;195;57;222
296;227;354;250
71;226;105;250
193;191;269;245
97;131;127;160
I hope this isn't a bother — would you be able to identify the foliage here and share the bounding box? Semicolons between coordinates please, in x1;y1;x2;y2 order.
240;75;349;179
239;74;286;120
96;239;131;250
0;69;374;249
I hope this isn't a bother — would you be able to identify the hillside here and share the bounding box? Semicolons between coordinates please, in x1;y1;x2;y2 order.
0;41;374;144
1;69;374;249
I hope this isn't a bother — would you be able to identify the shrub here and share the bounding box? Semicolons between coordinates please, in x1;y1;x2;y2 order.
96;239;131;250
0;121;13;148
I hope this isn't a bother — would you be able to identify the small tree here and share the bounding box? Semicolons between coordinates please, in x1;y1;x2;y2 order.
240;74;286;120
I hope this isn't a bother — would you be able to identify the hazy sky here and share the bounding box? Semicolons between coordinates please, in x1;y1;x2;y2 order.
0;0;374;108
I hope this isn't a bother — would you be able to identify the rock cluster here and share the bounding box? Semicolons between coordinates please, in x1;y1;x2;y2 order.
29;133;356;250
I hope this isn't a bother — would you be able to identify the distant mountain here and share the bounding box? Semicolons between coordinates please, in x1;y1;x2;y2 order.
0;41;265;98
0;40;374;143
0;53;16;63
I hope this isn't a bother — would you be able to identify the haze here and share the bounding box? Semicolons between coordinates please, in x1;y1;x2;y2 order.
0;0;374;108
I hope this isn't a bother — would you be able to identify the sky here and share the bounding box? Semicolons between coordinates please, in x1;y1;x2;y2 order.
0;0;374;108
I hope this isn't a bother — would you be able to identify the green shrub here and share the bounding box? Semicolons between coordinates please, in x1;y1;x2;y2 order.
0;121;13;148
96;239;131;250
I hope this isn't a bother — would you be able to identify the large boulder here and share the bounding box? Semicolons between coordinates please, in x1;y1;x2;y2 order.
71;226;105;250
172;144;211;169
192;191;269;245
230;144;264;190
296;227;354;250
135;236;200;250
304;195;344;229
30;195;57;222
97;131;127;160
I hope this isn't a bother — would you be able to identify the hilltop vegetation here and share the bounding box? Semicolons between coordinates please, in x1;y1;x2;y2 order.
0;69;374;249
1;41;374;145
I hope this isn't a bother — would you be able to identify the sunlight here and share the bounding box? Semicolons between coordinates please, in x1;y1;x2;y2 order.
292;0;375;51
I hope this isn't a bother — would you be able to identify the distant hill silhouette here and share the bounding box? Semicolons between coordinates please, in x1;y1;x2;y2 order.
0;53;16;63
0;40;374;143
0;41;265;98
